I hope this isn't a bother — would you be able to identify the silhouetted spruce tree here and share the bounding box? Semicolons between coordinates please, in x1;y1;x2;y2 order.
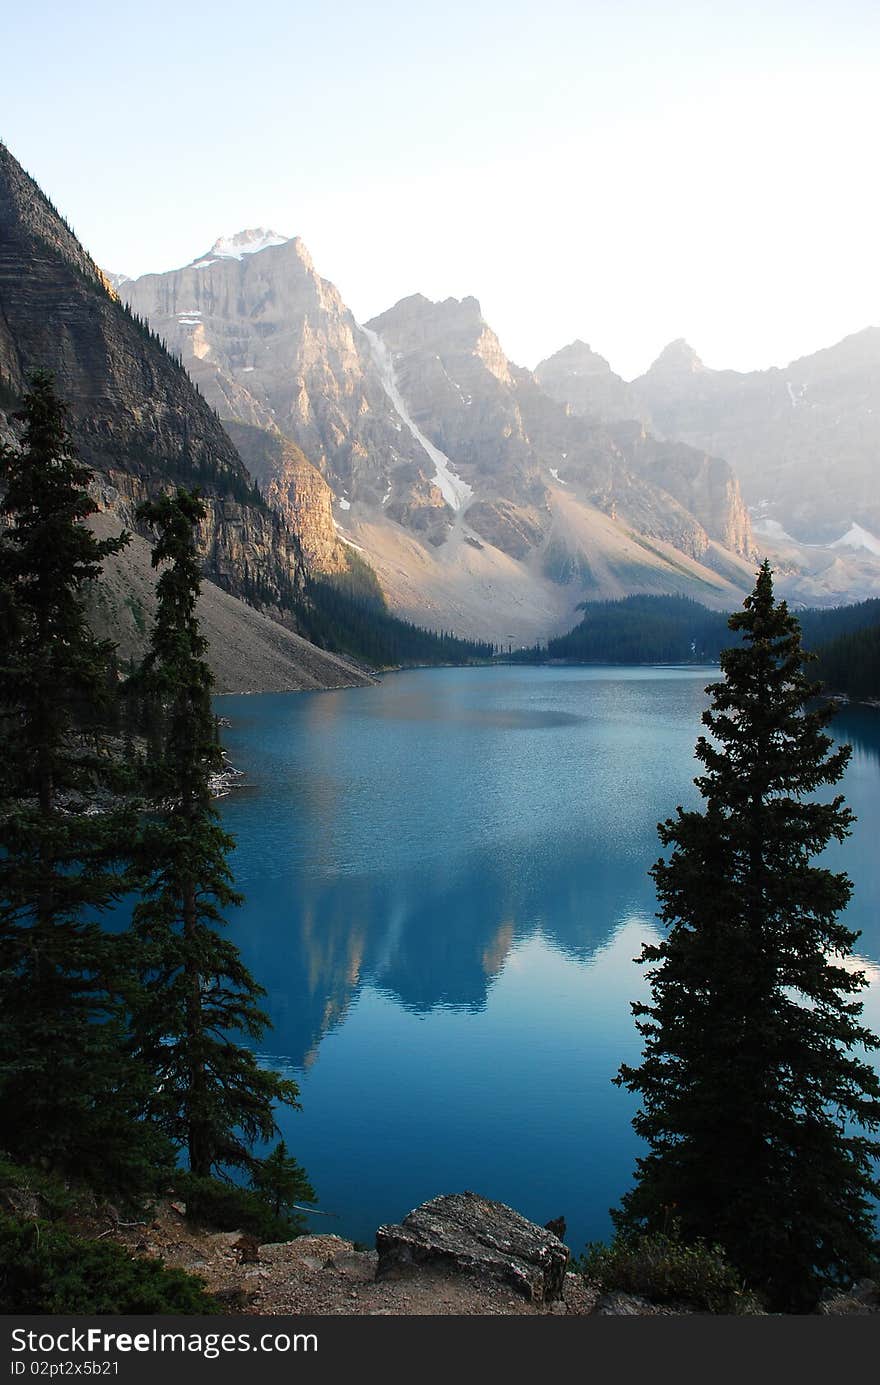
0;373;166;1195
615;562;880;1312
131;488;299;1182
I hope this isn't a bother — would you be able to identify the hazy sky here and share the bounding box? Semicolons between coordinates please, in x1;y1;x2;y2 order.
4;1;880;378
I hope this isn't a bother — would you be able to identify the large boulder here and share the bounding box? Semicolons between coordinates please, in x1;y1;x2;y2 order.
375;1192;569;1303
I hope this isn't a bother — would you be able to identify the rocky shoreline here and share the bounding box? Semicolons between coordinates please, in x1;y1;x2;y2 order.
108;1193;878;1317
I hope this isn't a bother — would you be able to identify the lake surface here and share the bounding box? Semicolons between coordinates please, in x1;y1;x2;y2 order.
217;666;880;1252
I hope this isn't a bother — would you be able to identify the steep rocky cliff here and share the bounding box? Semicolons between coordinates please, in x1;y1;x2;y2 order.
223;420;349;574
0;144;303;615
598;423;754;559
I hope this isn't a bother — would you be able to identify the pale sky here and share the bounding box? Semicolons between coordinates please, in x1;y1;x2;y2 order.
4;1;880;378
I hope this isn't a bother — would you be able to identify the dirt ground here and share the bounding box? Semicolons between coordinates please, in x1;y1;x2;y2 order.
114;1204;598;1316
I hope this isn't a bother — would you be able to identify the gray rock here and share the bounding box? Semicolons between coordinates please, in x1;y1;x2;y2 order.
591;1291;697;1316
327;1250;378;1279
592;1291;663;1316
213;1287;255;1309
375;1192;569;1303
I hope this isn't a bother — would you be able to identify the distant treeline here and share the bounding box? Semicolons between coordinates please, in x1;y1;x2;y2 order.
798;600;880;651
813;623;880;700
509;594;880;696
546;595;731;663
298;551;494;667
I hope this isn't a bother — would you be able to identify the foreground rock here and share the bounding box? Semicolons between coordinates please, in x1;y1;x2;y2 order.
375;1192;569;1304
591;1291;695;1316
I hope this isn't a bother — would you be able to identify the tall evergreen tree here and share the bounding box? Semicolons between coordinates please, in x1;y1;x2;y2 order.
615;562;880;1312
131;488;299;1182
0;372;164;1194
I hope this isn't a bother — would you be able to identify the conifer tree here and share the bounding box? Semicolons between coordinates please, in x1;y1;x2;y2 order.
250;1140;315;1227
131;488;300;1183
0;372;165;1194
615;562;880;1311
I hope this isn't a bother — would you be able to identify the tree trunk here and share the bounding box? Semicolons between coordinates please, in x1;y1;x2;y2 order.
183;871;210;1178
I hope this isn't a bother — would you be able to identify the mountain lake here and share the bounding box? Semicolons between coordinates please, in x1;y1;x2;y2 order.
215;665;880;1252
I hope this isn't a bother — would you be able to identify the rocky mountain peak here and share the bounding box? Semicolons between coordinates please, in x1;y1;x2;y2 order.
538;340;615;377
371;293;485;340
535;339;635;424
206;227;290;260
445;295;489;341
645;338;705;376
122;227;439;534
369;293;512;384
458;294;483;320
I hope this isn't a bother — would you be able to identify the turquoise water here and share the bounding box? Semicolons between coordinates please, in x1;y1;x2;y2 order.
216;666;880;1252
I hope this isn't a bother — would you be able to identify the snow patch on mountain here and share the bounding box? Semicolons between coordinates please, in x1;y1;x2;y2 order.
208;229;290;260
830;523;880;557
359;324;473;512
753;517;801;545
333;519;365;552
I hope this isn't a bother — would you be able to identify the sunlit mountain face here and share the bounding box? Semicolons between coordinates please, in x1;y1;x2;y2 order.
120;234;757;643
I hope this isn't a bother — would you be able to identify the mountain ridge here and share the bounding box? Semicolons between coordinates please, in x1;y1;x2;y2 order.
539;326;880;545
122;234;757;639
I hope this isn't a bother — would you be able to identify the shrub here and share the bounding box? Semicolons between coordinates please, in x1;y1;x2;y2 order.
0;1157;78;1222
0;1214;217;1313
174;1173;307;1243
578;1231;763;1314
